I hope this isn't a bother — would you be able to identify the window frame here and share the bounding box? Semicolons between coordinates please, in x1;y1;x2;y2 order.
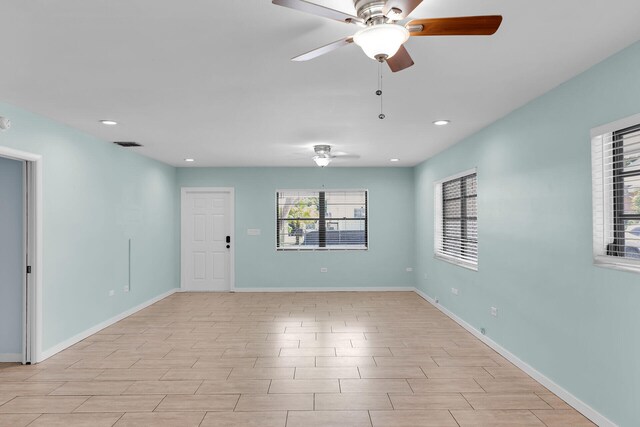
275;188;369;251
591;113;640;274
434;168;478;271
609;124;640;257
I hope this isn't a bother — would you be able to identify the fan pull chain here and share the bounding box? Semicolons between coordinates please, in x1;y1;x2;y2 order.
376;61;385;120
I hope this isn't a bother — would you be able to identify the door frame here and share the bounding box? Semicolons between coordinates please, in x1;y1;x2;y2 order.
180;187;235;292
0;146;43;364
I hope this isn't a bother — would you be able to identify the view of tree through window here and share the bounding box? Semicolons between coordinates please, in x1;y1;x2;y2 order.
276;190;368;250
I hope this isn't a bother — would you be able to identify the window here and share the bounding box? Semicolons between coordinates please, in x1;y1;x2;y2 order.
276;190;368;250
592;114;640;272
434;169;478;270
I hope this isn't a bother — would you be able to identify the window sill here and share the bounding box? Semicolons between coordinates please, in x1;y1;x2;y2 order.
277;246;368;251
435;253;478;271
593;256;640;274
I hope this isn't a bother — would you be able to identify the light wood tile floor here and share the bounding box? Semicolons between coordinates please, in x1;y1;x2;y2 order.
0;292;595;426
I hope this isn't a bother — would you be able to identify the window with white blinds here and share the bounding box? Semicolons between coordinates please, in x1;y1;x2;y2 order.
592;116;640;272
434;169;478;270
276;189;368;250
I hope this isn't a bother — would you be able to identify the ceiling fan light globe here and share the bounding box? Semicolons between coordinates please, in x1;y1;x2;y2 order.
313;155;332;167
353;24;410;60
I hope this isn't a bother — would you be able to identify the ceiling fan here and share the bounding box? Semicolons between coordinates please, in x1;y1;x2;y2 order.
273;0;503;72
312;144;359;167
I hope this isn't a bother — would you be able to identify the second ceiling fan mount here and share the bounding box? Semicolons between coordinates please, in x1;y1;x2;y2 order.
273;0;503;72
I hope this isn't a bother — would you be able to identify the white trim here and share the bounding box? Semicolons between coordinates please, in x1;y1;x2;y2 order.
32;158;42;364
181;187;235;292
276;246;368;252
594;255;640;274
0;353;22;363
434;168;479;271
433;167;478;186
21;161;27;364
233;286;415;293
39;288;178;362
275;189;370;252
0;146;41;163
591;112;640;138
434;253;478;271
277;188;368;192
413;288;617;427
591;116;640;275
0;146;42;365
175;290;235;293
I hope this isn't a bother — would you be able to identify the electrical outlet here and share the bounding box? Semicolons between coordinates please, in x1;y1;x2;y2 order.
451;287;459;295
320;267;328;273
405;267;413;272
424;273;428;280
491;307;498;317
108;290;115;297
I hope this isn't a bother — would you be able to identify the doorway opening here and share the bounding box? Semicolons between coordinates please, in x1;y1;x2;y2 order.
0;146;42;364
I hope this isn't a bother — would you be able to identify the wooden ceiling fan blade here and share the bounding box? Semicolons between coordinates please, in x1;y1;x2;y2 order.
407;15;503;36
272;0;361;24
387;45;414;72
292;37;354;62
383;0;424;19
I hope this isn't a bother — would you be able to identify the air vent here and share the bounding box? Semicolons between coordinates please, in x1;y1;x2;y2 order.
113;141;142;148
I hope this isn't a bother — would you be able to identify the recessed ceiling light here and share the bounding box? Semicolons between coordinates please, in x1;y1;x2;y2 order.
433;120;450;126
390;158;400;162
100;120;118;125
184;158;195;162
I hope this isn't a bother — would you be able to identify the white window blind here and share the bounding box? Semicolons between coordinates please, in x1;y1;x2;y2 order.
276;189;368;250
434;169;478;270
592;119;640;272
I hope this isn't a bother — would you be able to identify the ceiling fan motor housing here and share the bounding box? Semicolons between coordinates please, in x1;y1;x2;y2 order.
354;0;388;24
314;144;331;155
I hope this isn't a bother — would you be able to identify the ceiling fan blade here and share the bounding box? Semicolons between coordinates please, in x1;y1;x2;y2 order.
387;45;414;72
407;16;503;36
383;0;423;19
272;0;361;24
292;37;354;62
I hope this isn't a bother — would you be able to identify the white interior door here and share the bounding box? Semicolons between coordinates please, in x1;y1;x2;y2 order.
181;188;233;291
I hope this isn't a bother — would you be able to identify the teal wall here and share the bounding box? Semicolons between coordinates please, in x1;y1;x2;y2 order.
414;41;640;426
0;102;179;353
0;156;24;356
177;167;416;289
1;37;638;425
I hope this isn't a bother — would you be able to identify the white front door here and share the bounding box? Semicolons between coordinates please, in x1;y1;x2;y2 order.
181;188;234;291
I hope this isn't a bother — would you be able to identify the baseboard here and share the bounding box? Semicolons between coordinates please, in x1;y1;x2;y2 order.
38;288;178;363
0;353;22;363
413;288;616;427
232;286;416;293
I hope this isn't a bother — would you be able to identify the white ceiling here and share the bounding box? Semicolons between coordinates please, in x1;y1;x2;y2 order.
1;0;640;167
